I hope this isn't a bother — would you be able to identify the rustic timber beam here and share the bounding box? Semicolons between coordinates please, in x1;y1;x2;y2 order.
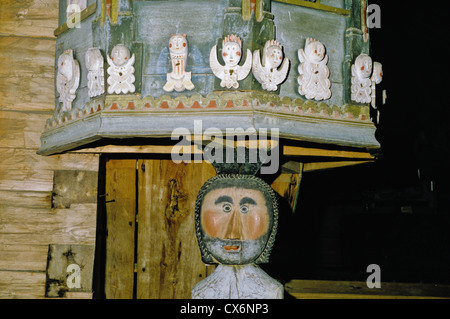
283;145;375;159
273;0;350;16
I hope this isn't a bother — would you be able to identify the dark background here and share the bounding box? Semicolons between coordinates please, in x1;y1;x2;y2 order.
264;1;450;286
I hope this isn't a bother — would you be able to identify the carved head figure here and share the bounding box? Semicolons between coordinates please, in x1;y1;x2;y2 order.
85;47;103;71
222;34;242;67
195;175;278;265
110;44;131;67
354;53;373;79
57;50;74;80
169;34;188;55
304;38;326;63
372;61;383;84
262;40;284;69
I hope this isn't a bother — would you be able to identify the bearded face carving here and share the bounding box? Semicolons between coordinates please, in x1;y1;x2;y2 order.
106;44;135;94
195;174;278;265
56;49;80;113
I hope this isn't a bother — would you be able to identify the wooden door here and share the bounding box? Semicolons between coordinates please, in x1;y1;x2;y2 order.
104;159;216;299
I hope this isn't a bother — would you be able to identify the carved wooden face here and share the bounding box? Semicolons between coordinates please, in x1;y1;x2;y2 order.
195;175;278;265
58;53;73;80
305;41;325;63
373;62;383;84
355;54;373;79
85;48;103;71
265;45;283;69
222;42;242;67
169;34;187;54
111;44;130;67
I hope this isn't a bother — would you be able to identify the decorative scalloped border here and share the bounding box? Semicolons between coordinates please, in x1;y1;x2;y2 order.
45;93;371;130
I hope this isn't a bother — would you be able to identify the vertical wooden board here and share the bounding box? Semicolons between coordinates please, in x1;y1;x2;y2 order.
104;159;136;299
136;160;216;299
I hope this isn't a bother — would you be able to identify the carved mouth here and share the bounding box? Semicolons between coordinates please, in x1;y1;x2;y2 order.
223;245;241;252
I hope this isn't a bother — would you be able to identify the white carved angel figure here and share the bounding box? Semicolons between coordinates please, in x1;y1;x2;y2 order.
297;38;331;101
163;34;195;92
351;53;372;103
252;39;290;91
85;47;105;98
370;61;383;108
106;44;135;94
209;34;252;89
56;49;80;112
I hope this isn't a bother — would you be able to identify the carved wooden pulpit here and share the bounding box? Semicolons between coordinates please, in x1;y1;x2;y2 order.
39;0;382;299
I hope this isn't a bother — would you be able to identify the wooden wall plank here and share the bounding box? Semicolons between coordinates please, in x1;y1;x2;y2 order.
136;160;216;299
0;149;99;192
0;0;59;38
0;271;46;299
0;204;97;246
0;111;51;149
0;190;51;209
104;159;136;299
0;244;49;272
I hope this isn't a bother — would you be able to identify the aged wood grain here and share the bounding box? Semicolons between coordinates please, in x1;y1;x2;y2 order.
104;159;136;299
0;36;55;112
0;204;97;246
52;170;98;208
0;190;51;209
136;160;216;299
0;0;59;38
0;149;99;192
0;244;49;272
0;271;46;299
0;111;51;149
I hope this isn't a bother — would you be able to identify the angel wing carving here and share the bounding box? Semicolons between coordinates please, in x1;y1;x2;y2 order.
209;44;252;89
252;48;289;91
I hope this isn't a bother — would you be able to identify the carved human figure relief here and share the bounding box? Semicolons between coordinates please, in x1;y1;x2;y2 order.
252;39;290;91
163;34;195;92
56;49;80;113
351;53;373;103
85;47;105;98
192;175;283;299
209;34;252;89
106;44;135;94
297;38;331;101
371;61;383;108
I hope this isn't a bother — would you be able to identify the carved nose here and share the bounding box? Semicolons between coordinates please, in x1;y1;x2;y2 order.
224;209;243;240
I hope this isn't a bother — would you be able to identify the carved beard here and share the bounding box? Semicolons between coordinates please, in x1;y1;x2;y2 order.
201;233;269;265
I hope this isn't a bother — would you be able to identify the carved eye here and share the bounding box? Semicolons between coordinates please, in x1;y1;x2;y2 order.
240;205;249;214
222;203;232;213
